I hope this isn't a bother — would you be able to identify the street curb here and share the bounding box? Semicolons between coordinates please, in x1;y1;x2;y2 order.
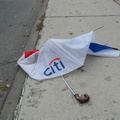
0;0;49;120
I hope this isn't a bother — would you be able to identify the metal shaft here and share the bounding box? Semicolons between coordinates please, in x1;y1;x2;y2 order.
61;76;90;103
61;76;75;95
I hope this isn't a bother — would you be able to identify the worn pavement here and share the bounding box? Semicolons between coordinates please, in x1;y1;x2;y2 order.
0;0;48;120
0;0;42;111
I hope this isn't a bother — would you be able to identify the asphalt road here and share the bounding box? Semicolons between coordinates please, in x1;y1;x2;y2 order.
0;0;43;113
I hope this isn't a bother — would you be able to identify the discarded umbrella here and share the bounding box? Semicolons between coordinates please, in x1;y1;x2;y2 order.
61;76;90;103
18;31;120;104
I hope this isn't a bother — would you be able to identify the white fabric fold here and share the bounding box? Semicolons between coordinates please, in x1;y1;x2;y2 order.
18;32;120;80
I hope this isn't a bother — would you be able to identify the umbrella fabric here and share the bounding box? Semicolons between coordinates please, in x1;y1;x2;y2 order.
18;32;120;80
89;43;112;52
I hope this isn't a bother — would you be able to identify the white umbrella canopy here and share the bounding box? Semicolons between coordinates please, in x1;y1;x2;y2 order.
18;31;120;80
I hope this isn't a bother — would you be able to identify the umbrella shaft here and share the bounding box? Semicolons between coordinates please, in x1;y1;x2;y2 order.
61;76;76;95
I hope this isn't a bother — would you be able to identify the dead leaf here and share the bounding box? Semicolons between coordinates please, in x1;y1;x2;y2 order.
5;79;9;82
0;80;3;83
0;79;9;83
62;87;68;91
0;94;3;98
21;46;25;48
0;84;10;92
15;64;18;66
63;75;68;78
39;15;45;21
23;34;30;37
77;66;85;72
104;110;108;112
23;24;28;26
36;23;44;31
68;32;73;35
9;24;13;27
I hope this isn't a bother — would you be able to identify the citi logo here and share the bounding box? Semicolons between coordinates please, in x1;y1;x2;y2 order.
44;58;65;76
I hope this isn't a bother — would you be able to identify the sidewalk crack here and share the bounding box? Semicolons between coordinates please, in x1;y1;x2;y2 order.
113;0;120;6
46;15;120;18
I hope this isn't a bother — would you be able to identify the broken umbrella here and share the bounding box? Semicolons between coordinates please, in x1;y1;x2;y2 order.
18;31;120;103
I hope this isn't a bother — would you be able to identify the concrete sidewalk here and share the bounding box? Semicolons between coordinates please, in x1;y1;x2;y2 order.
17;0;120;120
